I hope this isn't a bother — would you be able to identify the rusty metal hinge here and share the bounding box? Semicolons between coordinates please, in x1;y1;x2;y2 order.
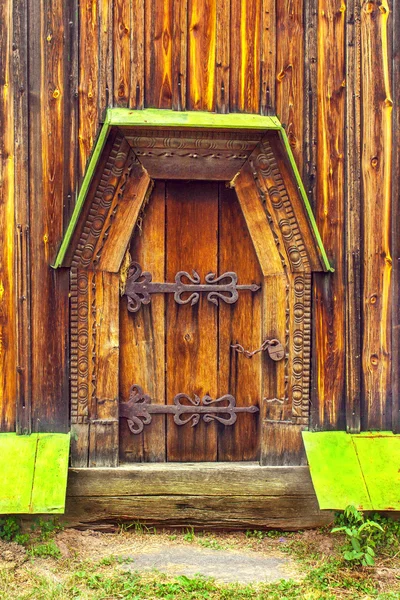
231;338;285;361
120;384;259;434
123;262;260;313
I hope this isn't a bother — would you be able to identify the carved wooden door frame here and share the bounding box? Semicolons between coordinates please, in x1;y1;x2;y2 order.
54;109;331;468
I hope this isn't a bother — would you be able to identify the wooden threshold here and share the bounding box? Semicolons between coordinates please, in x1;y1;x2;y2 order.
64;463;334;530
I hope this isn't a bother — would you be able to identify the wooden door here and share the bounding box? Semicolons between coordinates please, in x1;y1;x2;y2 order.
119;180;264;462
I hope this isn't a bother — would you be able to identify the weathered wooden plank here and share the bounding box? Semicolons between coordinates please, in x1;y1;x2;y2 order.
79;0;99;177
275;0;304;170
303;0;317;200
217;184;262;461
64;493;333;530
215;0;230;113
145;0;173;108
230;0;261;113
130;0;145;108
392;0;400;433
13;0;31;434
260;0;276;115
119;182;166;463
99;0;113;110
233;161;283;276
187;0;217;111
345;0;362;433
114;0;131;106
311;1;346;430
96;158;153;273
0;0;16;432
261;423;307;467
166;182;218;461
68;464;323;497
29;0;69;432
360;0;392;430
172;0;188;110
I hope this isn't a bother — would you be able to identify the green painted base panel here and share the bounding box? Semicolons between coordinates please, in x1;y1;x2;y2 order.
0;433;70;514
302;432;400;511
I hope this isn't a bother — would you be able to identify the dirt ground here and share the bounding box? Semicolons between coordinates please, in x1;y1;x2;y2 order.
1;527;400;598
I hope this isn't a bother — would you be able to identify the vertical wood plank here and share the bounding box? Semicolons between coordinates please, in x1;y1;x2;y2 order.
79;0;99;177
230;0;261;113
187;0;217;111
99;0;113;111
166;182;218;461
304;0;318;202
29;0;69;432
130;0;145;108
392;0;400;432
311;0;346;431
275;0;304;170
13;0;32;434
172;0;188;110
0;0;16;432
88;271;119;467
260;0;276;115
345;0;362;433
215;0;230;113
218;184;262;461
114;0;130;106
360;0;392;430
119;183;166;463
145;0;173;108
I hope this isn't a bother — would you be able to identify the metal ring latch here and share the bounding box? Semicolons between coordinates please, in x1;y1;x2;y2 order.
231;338;285;361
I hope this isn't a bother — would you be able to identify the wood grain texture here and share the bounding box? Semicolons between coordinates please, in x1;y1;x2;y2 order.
311;1;346;430
29;0;69;432
215;0;230;112
392;0;400;433
64;494;332;530
260;0;276;115
360;0;392;430
13;0;32;433
166;182;218;461
130;0;145;108
0;0;16;432
172;0;188;110
275;0;304;170
345;0;362;433
217;185;262;461
119;182;166;463
230;0;261;113
13;0;30;419
188;0;216;110
145;0;173;108
114;0;131;106
99;0;113;110
78;0;99;177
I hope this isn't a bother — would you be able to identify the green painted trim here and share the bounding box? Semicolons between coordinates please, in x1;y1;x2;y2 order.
54;108;331;271
278;128;334;272
303;431;400;511
52;114;112;268
0;433;70;514
107;108;283;130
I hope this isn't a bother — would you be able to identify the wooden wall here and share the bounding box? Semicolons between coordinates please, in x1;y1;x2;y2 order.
0;0;398;435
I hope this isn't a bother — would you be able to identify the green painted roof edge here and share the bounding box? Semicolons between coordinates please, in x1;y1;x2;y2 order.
278;128;333;272
53;108;332;271
53;112;112;268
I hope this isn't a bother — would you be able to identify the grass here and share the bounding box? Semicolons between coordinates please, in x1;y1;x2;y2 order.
0;516;399;599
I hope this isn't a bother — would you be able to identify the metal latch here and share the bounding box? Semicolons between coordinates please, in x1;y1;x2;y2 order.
231;338;285;361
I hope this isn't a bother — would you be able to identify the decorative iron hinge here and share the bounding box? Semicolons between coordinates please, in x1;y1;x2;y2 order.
231;338;285;361
120;384;259;434
123;262;260;313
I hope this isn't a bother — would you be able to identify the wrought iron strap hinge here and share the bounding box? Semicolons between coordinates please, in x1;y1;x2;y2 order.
120;384;259;434
231;338;285;361
123;262;260;313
